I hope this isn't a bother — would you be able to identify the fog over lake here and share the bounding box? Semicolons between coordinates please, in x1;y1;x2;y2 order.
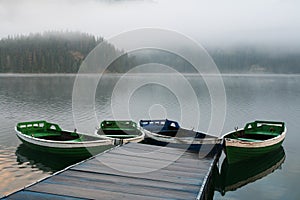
1;0;300;49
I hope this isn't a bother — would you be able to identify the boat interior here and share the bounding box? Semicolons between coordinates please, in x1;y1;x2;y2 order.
155;128;217;138
140;119;217;138
98;120;142;139
98;129;141;138
17;120;102;141
226;121;284;142
229;130;277;141
35;131;81;141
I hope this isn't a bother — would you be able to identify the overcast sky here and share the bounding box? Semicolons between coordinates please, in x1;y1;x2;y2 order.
0;0;299;47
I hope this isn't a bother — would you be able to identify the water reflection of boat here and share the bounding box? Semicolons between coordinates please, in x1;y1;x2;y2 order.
15;144;84;173
215;146;285;195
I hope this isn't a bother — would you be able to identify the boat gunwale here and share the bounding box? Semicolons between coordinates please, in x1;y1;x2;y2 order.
95;127;146;144
142;128;222;145
100;120;138;131
15;127;113;148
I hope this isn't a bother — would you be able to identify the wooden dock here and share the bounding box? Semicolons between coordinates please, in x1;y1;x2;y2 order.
4;143;220;200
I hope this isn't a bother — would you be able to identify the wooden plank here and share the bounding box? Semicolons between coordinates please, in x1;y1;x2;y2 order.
92;154;210;171
76;164;204;182
75;159;207;180
122;143;201;157
72;164;203;185
124;143;218;159
116;143;209;159
92;152;211;171
39;174;198;199
5;190;88;200
61;169;199;192
27;182;189;200
94;156;208;174
107;145;212;166
107;148;211;163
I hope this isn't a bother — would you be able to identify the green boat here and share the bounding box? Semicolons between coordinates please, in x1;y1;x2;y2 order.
15;120;113;158
96;120;145;145
223;120;286;164
215;146;285;195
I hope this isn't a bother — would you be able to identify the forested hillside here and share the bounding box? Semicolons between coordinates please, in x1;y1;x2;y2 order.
0;32;299;74
0;32;101;73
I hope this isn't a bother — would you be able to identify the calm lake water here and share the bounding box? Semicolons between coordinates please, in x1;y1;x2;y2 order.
0;74;299;199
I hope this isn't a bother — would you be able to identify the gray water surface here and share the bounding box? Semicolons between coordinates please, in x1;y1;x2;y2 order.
0;74;299;199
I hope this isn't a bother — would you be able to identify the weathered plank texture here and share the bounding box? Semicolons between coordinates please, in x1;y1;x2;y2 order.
4;143;218;200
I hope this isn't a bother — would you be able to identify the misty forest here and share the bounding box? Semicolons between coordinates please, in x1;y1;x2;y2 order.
0;31;299;74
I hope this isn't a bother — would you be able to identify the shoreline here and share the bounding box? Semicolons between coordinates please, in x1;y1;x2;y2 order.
0;73;299;77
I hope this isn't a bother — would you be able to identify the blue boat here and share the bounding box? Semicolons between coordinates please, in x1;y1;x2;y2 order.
140;119;180;136
140;119;222;155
